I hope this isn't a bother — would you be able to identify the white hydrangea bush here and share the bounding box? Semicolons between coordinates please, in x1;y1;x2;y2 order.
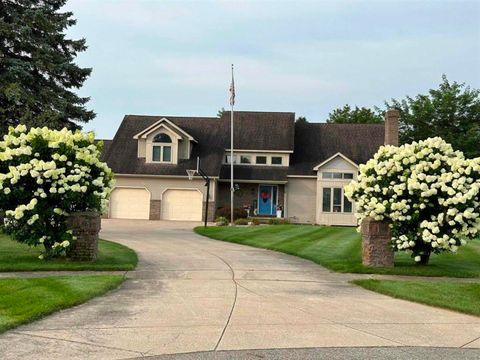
0;125;115;258
345;137;480;264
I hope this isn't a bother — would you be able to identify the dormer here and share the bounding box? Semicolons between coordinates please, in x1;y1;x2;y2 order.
133;118;197;164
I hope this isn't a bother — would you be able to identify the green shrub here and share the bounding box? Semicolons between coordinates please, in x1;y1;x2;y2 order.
215;217;229;226
268;218;290;225
250;218;260;226
234;218;249;226
215;207;247;221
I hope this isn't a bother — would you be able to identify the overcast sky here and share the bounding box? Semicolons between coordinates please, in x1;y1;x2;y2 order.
64;0;480;139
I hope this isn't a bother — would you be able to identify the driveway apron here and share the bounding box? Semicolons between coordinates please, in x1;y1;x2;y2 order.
0;219;479;359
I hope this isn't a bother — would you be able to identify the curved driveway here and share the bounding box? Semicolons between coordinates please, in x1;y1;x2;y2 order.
1;219;480;359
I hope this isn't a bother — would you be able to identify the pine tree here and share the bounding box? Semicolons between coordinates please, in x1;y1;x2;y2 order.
0;0;95;133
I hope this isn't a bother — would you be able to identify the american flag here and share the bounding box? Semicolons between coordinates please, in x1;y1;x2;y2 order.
229;65;235;106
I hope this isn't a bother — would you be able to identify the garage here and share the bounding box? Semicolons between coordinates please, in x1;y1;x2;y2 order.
110;187;150;219
162;189;203;221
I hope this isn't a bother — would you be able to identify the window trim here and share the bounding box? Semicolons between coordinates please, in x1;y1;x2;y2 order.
271;156;283;166
322;171;354;180
256;155;267;165
321;187;353;213
240;155;252;164
151;132;175;163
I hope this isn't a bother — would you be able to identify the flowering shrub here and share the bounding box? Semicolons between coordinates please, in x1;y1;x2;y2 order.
345;137;480;264
0;125;114;258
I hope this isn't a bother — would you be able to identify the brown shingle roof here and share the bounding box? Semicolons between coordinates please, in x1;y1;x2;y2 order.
289;122;385;175
103;111;296;177
220;111;295;151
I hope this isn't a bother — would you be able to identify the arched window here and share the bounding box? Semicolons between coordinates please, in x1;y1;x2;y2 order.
153;133;172;143
152;132;173;162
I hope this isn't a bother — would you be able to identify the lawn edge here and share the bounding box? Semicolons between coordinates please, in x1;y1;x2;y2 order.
0;239;138;272
351;279;480;317
0;274;126;334
194;226;479;279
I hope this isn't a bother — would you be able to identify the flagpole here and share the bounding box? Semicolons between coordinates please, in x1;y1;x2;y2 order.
230;64;234;225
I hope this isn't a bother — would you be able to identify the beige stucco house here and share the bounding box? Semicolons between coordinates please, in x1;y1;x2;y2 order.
101;110;399;225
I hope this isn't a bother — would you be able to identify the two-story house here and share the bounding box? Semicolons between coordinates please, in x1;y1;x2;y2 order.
101;110;399;225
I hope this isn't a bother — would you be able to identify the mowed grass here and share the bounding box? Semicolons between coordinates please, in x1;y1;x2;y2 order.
0;233;137;271
195;225;480;278
0;275;124;333
353;279;480;317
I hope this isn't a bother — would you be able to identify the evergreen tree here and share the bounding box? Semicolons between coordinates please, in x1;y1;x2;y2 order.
0;0;95;133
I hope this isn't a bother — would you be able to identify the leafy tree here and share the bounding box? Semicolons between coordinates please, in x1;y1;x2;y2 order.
217;107;226;117
295;116;308;124
327;105;383;124
384;75;480;158
0;0;95;134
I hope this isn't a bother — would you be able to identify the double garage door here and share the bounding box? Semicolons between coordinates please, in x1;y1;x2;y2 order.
110;188;202;221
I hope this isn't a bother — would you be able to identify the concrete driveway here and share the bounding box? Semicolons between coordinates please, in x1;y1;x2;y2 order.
1;219;480;359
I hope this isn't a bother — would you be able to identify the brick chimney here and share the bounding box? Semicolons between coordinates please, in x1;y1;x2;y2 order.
384;109;400;146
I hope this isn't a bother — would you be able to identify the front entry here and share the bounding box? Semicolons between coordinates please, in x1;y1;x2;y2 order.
258;185;278;215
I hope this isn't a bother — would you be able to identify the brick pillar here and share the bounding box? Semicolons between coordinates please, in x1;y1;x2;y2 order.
67;212;101;261
384;109;400;146
149;200;161;220
361;217;394;267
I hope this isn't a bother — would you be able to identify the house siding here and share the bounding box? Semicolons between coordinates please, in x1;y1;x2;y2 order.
285;178;317;224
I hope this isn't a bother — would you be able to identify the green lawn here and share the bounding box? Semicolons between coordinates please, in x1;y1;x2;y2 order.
353;279;480;317
195;225;480;278
0;233;137;271
0;275;124;333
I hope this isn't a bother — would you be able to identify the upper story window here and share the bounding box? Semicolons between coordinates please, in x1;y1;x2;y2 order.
225;154;237;164
152;133;172;163
240;155;251;164
256;156;267;164
271;156;283;165
153;133;172;143
322;172;354;180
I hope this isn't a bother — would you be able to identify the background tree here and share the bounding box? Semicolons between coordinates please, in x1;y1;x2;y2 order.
295;116;308;124
326;105;383;124
217;107;226;117
0;0;95;134
384;75;480;158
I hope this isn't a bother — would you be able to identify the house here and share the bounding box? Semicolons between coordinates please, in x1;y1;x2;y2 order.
101;110;399;225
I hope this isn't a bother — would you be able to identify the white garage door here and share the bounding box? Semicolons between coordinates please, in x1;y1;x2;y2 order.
110;188;150;219
162;189;203;221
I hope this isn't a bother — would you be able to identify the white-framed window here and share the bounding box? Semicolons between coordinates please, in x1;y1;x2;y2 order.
322;187;352;213
256;155;267;164
271;156;283;165
322;172;354;180
225;154;237;164
240;155;251;164
152;133;173;163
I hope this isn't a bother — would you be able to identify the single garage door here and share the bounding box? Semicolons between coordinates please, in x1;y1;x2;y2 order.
110;188;150;219
162;189;202;221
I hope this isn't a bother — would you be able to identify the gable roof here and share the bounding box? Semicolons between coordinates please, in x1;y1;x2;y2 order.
133;117;197;142
312;152;358;170
289;122;385;176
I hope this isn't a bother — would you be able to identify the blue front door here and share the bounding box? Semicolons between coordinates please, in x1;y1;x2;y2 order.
258;185;277;215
